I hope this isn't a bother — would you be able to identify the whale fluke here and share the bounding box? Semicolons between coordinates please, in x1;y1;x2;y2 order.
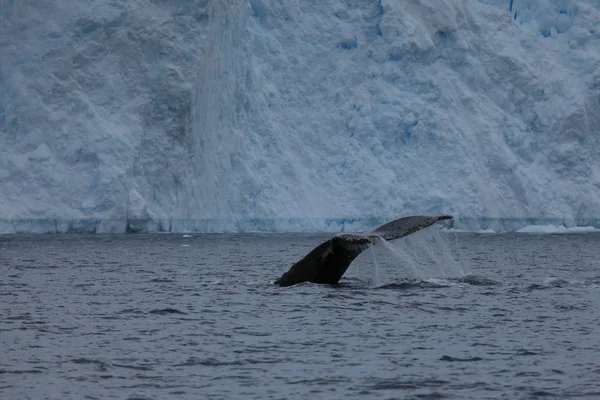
274;215;453;287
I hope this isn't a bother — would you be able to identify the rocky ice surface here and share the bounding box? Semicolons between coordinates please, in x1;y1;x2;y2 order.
1;0;599;233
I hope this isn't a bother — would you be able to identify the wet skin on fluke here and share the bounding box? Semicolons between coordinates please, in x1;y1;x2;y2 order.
274;215;453;287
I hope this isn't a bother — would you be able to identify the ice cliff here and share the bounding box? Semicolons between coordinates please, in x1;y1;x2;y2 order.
1;0;599;233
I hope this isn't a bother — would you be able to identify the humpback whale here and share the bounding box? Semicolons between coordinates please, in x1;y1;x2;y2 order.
274;215;453;287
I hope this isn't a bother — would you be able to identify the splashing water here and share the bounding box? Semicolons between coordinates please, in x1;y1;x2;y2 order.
353;226;470;287
369;243;385;287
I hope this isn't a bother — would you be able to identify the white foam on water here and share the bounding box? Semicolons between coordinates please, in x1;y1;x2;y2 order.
517;225;598;234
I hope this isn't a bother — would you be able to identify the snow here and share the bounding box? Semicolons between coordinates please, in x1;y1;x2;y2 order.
1;0;600;233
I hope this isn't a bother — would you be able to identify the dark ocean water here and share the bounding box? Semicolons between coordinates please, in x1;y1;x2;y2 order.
1;229;600;400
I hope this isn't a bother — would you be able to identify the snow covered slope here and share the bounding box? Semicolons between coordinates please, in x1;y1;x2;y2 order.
1;0;599;233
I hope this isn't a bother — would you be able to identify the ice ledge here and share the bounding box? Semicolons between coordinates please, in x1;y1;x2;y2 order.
0;217;599;234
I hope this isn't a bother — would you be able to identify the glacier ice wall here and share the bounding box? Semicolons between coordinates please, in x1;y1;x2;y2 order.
1;0;212;233
1;0;599;233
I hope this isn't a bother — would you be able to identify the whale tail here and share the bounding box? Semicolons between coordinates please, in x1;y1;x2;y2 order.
274;214;453;287
370;214;453;241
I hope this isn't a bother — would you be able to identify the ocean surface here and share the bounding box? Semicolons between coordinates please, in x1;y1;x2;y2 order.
1;229;599;399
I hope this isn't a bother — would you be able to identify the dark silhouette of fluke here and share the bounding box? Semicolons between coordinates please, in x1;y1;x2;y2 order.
274;215;453;287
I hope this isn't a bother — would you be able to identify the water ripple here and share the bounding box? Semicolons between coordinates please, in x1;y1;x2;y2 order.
1;232;599;399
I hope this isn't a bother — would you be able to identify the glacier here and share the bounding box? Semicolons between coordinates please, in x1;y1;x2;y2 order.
1;0;599;233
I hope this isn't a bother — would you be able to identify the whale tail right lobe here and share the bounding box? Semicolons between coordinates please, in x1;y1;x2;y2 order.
370;215;453;241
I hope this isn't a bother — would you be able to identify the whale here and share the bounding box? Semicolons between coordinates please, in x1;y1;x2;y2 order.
274;215;453;287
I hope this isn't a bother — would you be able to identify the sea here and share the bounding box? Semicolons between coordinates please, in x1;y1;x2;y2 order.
1;228;599;399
